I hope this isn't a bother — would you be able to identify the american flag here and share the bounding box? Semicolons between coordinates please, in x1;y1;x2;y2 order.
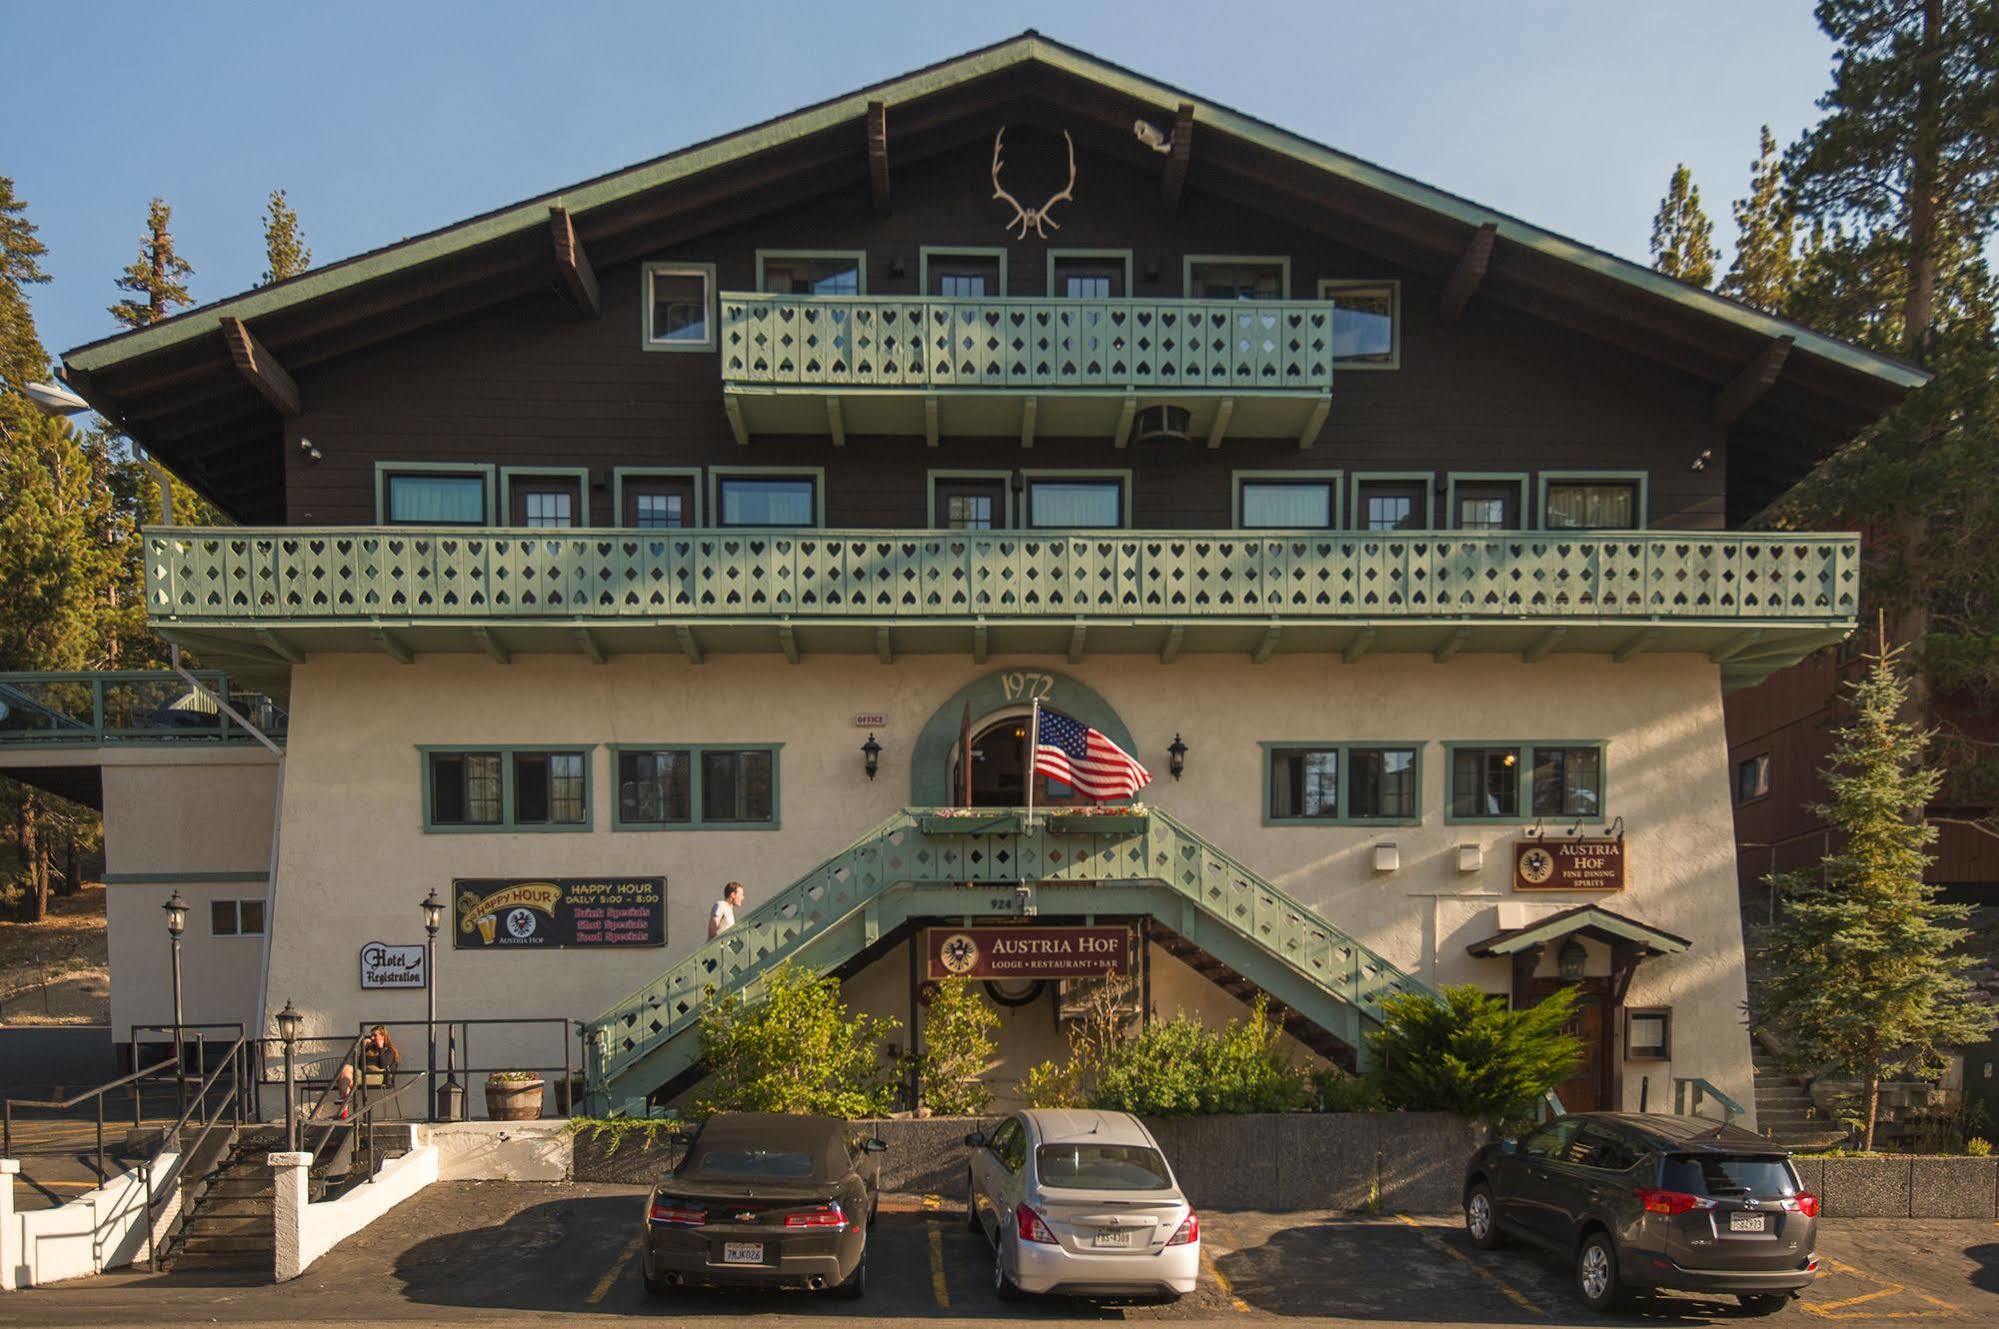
1033;707;1152;801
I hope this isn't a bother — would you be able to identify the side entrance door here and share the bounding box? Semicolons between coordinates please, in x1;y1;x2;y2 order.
1527;977;1607;1112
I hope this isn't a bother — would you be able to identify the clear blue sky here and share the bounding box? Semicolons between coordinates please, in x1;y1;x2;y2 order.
7;1;1834;363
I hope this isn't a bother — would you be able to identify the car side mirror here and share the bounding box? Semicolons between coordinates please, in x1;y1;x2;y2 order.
862;1137;888;1154
963;1131;987;1149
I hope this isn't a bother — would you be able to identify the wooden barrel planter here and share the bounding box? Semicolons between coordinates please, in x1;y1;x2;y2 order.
484;1074;545;1121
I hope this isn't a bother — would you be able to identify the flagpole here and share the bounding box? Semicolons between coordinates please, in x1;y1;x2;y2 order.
1025;697;1039;831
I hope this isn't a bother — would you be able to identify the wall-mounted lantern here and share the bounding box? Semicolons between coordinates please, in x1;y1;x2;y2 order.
861;733;882;781
1167;734;1188;780
1559;938;1588;981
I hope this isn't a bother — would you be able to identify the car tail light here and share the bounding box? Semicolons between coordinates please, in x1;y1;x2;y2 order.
1168;1211;1199;1246
1634;1187;1715;1216
1784;1193;1821;1218
648;1199;705;1226
785;1203;847;1229
1016;1203;1058;1244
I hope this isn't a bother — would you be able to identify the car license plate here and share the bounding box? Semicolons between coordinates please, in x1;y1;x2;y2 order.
722;1241;765;1264
1729;1213;1767;1233
1092;1227;1134;1249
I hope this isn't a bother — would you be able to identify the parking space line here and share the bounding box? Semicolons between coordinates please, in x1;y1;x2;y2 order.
1395;1214;1545;1317
926;1226;951;1309
1198;1245;1252;1314
587;1233;642;1305
1801;1256;1958;1320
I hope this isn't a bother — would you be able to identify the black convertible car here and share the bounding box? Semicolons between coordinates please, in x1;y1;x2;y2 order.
641;1112;885;1298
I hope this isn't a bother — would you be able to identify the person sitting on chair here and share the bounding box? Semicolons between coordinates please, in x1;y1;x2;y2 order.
333;1025;400;1119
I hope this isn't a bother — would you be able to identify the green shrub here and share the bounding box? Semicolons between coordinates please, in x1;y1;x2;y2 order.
1088;997;1310;1117
919;979;1000;1117
1312;1067;1385;1113
1020;1057;1087;1108
693;961;899;1119
1367;984;1583;1130
1965;1136;1992;1157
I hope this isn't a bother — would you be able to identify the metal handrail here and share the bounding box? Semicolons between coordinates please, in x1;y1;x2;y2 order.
141;1033;251;1269
1674;1076;1748;1124
1;1053;182;1181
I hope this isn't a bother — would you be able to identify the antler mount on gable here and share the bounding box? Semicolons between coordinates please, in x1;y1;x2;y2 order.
991;127;1077;241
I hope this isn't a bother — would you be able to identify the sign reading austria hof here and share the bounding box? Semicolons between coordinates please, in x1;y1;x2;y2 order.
1513;838;1626;892
359;941;426;990
453;877;666;950
925;926;1128;981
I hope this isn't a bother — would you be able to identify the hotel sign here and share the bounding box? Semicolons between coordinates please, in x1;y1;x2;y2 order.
925;926;1129;980
359;941;426;990
1514;839;1626;892
453;877;666;949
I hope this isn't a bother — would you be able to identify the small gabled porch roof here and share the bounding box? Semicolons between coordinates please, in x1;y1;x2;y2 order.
1465;903;1693;960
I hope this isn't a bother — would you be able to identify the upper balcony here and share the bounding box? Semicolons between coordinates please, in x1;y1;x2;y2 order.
142;527;1857;694
717;294;1335;445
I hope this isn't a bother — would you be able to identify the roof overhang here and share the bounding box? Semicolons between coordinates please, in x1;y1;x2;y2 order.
1465;903;1693;959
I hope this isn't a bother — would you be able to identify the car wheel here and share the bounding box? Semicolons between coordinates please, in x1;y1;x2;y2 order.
994;1237;1023;1302
1738;1294;1789;1316
834;1244;867;1300
1575;1231;1626;1311
1465;1184;1504;1250
966;1176;982;1235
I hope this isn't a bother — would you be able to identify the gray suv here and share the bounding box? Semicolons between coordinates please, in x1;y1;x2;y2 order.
1462;1113;1820;1313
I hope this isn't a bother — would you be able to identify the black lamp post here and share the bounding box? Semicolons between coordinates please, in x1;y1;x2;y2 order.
861;733;882;781
275;999;303;1150
421;888;443;1122
1167;734;1188;780
163;890;188;1115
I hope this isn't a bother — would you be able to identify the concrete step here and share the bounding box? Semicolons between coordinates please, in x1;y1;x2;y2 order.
202;1178;274;1199
185;1214;271;1237
177;1233;275;1255
195;1197;272;1219
169;1250;270;1273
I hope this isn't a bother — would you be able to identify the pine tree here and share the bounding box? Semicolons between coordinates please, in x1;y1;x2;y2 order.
109;197;194;330
1722;127;1801;313
0;176;51;399
1650;164;1720;287
1749;640;1995;1149
260;188;312;285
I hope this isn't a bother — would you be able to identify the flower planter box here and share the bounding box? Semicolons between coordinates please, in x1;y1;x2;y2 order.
1046;812;1149;836
484;1077;545;1121
917;812;1025;836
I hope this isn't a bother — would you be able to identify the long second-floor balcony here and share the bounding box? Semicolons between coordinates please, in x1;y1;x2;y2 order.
144;527;1856;690
718;293;1335;444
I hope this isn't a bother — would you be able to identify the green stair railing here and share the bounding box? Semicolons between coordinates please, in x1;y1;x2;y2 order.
581;806;1431;1113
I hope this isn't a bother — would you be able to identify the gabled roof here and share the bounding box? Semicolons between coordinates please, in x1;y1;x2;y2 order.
1465;903;1692;959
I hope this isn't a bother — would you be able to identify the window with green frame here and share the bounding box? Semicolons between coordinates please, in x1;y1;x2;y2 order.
614;745;780;829
1265;743;1420;824
424;747;592;832
1447;743;1605;822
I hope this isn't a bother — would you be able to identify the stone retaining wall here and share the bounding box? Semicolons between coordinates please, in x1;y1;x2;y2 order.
1789;1155;1999;1219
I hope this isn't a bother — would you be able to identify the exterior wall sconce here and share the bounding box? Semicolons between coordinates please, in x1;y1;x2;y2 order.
1559;937;1588;981
861;733;882;781
1456;843;1484;873
1167;733;1188;780
1372;843;1400;873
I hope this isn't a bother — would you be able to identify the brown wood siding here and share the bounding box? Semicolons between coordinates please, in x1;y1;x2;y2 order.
284;136;1726;529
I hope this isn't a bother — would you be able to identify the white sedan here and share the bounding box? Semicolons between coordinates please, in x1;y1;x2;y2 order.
964;1108;1200;1300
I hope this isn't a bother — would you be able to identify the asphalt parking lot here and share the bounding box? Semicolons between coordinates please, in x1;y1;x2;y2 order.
1;1182;1993;1327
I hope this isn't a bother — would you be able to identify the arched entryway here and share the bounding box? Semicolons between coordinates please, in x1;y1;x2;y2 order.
909;670;1139;807
951;710;1088;808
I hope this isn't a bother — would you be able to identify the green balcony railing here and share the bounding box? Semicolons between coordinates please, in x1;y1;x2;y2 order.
0;670;287;748
719;293;1337;392
143;528;1859;627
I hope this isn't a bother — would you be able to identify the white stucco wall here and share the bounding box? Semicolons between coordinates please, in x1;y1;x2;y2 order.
254;650;1754;1122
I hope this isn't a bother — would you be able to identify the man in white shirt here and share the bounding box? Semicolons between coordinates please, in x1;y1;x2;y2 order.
708;881;745;939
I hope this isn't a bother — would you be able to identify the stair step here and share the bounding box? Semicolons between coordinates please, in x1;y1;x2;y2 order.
195;1198;272;1219
177;1234;275;1254
203;1179;275;1198
170;1251;270;1272
186;1214;272;1237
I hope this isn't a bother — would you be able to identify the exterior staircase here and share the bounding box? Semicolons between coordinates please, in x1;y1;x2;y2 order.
167;1127;285;1272
583;806;1431;1112
1751;1053;1848;1151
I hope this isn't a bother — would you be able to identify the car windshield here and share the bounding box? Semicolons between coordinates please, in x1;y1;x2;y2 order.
1661;1153;1799;1198
1035;1143;1172;1191
685;1148;816;1179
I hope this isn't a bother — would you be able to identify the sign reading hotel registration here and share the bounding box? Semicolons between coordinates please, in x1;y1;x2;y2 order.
1513;839;1626;892
453;877;665;949
926;926;1128;980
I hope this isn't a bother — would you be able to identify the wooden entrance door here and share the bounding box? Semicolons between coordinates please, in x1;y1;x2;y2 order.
1527;978;1607;1113
953;718;1087;809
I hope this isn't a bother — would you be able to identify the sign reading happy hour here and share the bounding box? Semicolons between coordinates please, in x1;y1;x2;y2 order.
1513;839;1626;892
925;926;1129;980
452;877;665;949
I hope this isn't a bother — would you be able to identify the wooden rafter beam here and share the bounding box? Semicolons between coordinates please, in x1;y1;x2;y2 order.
1712;335;1794;427
1019;396;1037;449
1159;102;1194;215
1342;626;1377;664
1159;625;1184;664
1708;628;1768;664
547;206;600;318
1522;625;1566;663
972;618;988;665
1252;621;1283;664
826;397;846;447
373;628;413;665
1206;397;1235;450
1068;619;1087;665
254;628;305;665
778;622;800;665
1112;395;1137;449
218;317;300;417
674;624;704;665
1297;397;1330;450
1439;222;1498;325
472;627;510;665
1433;625;1471;664
924;395;939;448
723;395;750;447
876;626;893;665
867;101;891;218
1613;627;1662;663
574;627;607;664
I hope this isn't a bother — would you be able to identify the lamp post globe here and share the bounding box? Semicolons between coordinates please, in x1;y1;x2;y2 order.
421;889;442;1122
275;999;303;1149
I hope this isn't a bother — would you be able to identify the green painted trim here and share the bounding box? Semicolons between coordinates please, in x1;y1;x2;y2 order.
918;246;1009;295
926;469;1016;529
909;672;1136;806
754;249;869;295
708;466;829;528
419;744;596;834
1259;740;1425;827
1537;470;1650;531
1441;740;1609;826
611;467;705;528
1444;472;1530;531
642;261;718;353
1350;471;1436;531
102;871;270;885
1183;254;1291;299
372;462;496;526
1318;278;1402;371
1020;469;1133;529
1231;469;1343;530
1045;248;1134;297
498;466;592;527
65;34;1924;393
608;743;783;831
1473;906;1691;956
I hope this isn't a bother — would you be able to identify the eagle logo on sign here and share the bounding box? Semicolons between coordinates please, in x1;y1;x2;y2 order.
939;933;980;976
1519;847;1556;885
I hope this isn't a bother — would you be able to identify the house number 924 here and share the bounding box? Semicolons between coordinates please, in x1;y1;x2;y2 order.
1000;672;1055;702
